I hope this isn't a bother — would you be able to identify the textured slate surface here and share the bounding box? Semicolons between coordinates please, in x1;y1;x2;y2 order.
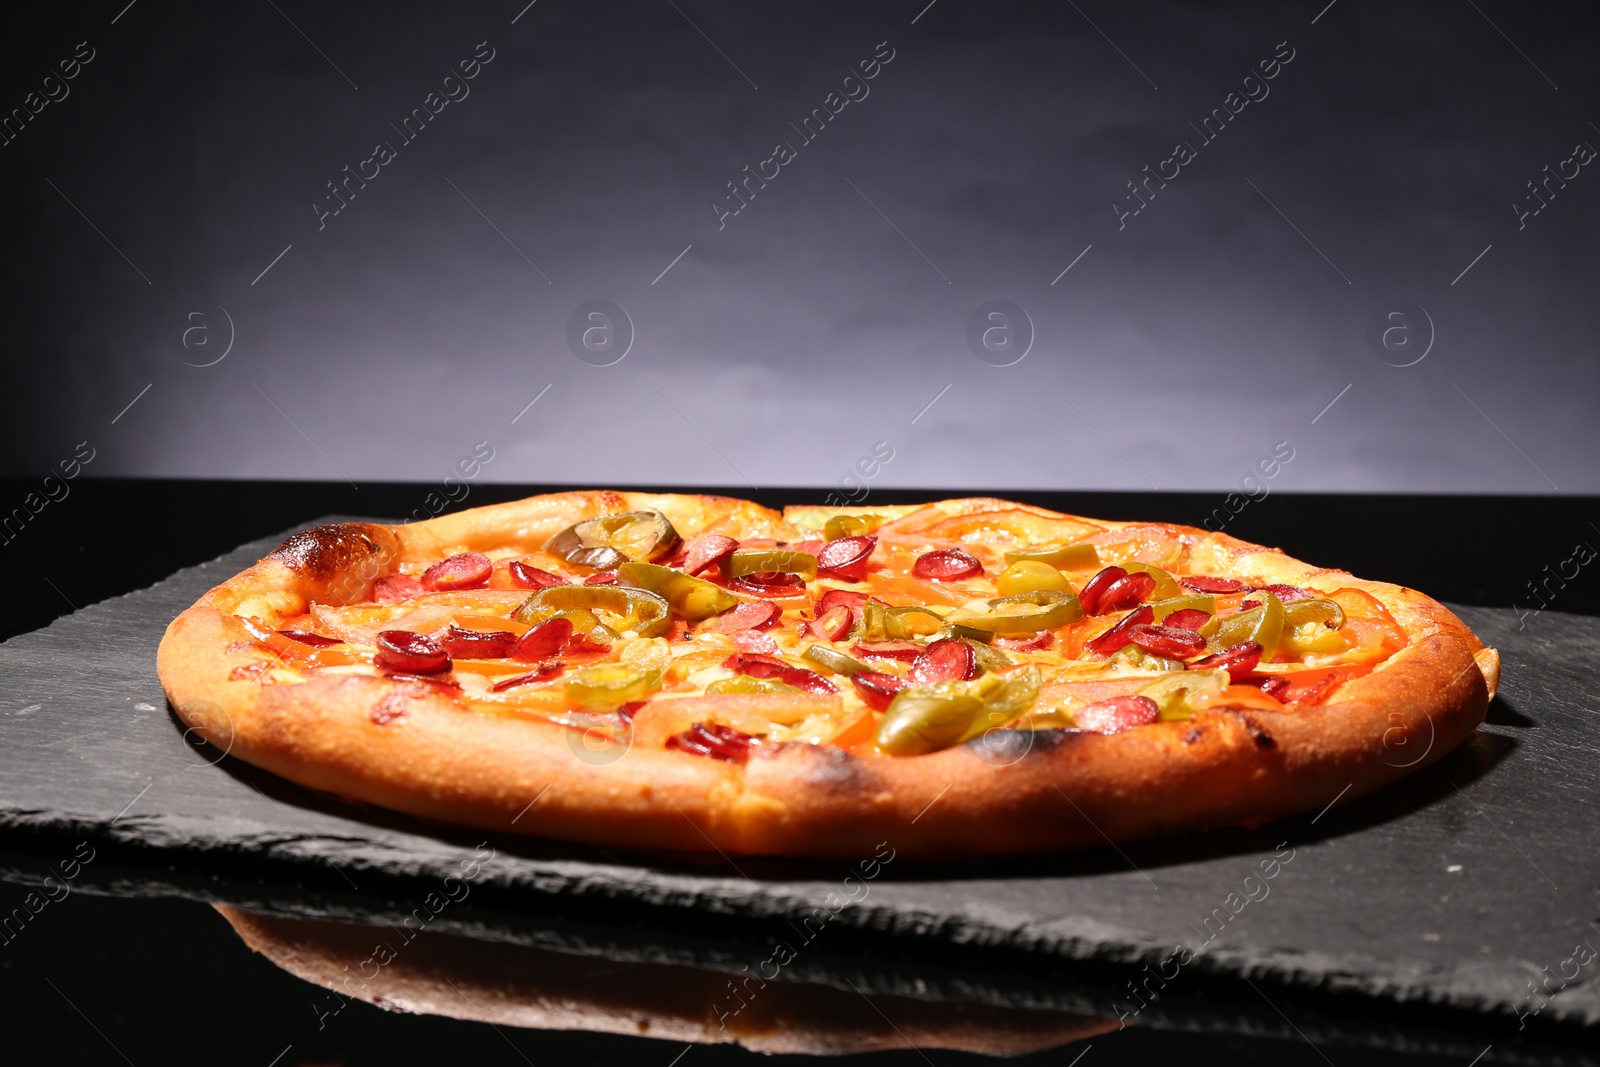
1;519;1596;1040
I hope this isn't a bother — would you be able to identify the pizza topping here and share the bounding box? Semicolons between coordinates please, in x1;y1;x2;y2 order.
1278;598;1350;656
1239;674;1291;700
730;628;780;655
707;674;799;695
722;653;838;695
421;552;493;592
948;589;1084;634
514;584;672;639
1126;624;1207;660
1096;572;1158;613
715;599;782;633
1202;594;1285;658
1179;575;1248;594
511;617;573;661
565;662;662;707
810;604;853;640
912;548;983;581
824;514;885;541
547;510;681;571
850;671;905;711
1137;670;1228;719
491;663;564;691
816;588;869;626
1072;694;1159;734
1004;541;1100;570
995;560;1072;598
874;666;1041;755
802;645;871;676
816;535;877;582
666;722;759;762
727;548;818;582
1078;567;1126;614
438;624;518;660
852;640;923;663
374;630;451;674
584;572;618;585
1087;606;1156;656
679;533;739;576
374;575;425;604
1163;608;1212;631
1260;583;1315;602
731;571;809;597
1188;641;1263;680
509;562;566;589
909;639;978;685
994;629;1052;652
279;630;342;646
616;561;739;622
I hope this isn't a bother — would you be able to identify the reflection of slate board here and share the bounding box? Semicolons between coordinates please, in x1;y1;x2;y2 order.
0;518;1595;1047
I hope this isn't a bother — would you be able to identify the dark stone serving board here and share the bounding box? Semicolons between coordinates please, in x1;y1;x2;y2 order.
2;518;1597;1051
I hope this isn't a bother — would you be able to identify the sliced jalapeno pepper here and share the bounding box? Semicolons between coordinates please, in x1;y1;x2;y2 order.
1137;669;1228;720
545;509;681;570
706;674;801;695
823;514;885;541
857;599;912;642
1004;542;1100;570
887;604;946;636
564;663;662;707
616;562;739;622
514;584;673;638
802;644;872;676
1106;645;1186;674
873;666;1041;756
1280;597;1349;656
727;548;818;581
948;589;1085;635
1120;562;1184;601
1201;593;1285;658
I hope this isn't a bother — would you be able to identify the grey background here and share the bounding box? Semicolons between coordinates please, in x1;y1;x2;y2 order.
2;0;1595;493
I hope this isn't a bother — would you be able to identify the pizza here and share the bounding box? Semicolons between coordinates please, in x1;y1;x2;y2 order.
157;492;1499;859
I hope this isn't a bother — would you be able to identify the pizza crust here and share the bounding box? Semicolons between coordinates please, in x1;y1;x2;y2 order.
158;493;1495;859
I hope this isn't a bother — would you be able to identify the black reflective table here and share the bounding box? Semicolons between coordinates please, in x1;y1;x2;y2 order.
1;479;1595;1066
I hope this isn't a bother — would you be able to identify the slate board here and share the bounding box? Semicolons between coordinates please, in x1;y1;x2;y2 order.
2;518;1597;1052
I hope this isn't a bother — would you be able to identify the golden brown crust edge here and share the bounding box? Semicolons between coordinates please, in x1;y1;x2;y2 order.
159;493;1494;860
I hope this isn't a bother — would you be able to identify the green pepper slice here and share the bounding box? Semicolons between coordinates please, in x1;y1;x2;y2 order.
726;548;818;581
1120;562;1184;601
513;584;673;638
706;674;801;695
1146;594;1216;624
1201;593;1285;658
1136;669;1228;721
857;599;912;641
823;514;885;541
874;667;1041;756
1106;645;1186;674
564;663;662;707
615;562;739;622
1004;542;1100;570
947;589;1085;634
1280;597;1348;656
802;645;871;676
545;509;680;570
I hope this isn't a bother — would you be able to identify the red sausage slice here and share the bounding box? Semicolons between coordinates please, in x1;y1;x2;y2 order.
512;617;573;662
1239;674;1290;699
1086;606;1155;656
438;625;518;660
852;641;923;663
716;600;782;633
811;605;853;641
1074;694;1159;734
1097;572;1157;613
816;536;877;582
1163;608;1211;631
667;722;760;762
1126;624;1206;659
421;552;493;592
851;671;905;711
996;630;1054;652
510;562;566;589
912;548;983;581
491;663;565;691
374;575;424;604
815;589;869;628
1189;641;1263;680
375;630;451;674
731;572;807;598
731;629;779;655
585;572;618;585
1179;575;1247;594
908;639;977;684
681;534;739;576
1258;584;1315;602
1078;567;1127;615
279;630;341;647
